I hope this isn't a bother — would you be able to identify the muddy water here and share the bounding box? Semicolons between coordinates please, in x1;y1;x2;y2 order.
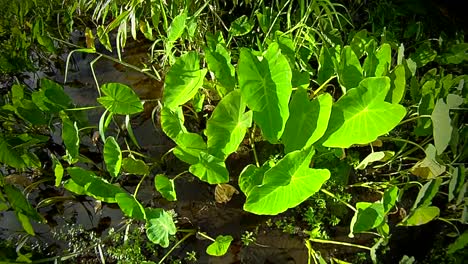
0;37;311;263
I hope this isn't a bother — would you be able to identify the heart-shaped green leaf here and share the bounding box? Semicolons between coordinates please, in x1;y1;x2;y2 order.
323;77;407;148
238;42;292;143
205;90;252;159
155;174;177;201
349;202;385;236
145;208;177;248
122;157;149;176
399;206;440;226
115;193;146;220
206;235;233;256
97;83;143;115
163;52;207;111
243;148;330;215
173;133;207;165
160;106;187;141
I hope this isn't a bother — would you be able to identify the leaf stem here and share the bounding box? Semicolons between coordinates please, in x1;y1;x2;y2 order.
197;231;215;241
320;189;356;212
309;238;372;250
133;174;147;197
398;115;432;126
311;75;336;98
158;231;196;264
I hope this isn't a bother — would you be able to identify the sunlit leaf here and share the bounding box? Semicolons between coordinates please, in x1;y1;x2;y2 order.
32;79;72;113
97;83;143;115
205;32;235;95
243;148;330;215
17;212;35;235
173;133;207;165
104;136;122;178
363;43;391;77
387;64;406;104
52;154;64;187
282;91;332;153
238;42;292;143
160;106;187;141
410;144;445;179
349;202;385;236
400;206;439;226
116;193;146;220
189;152;229;184
60;112;80;163
239;163;271;196
163;52;207;111
167;11;187;42
323;77;406;148
412;178;442;210
206;235;233;256
146;208;177;248
155;174;177;201
205;90;252;159
382;186;399;214
355;151;394;170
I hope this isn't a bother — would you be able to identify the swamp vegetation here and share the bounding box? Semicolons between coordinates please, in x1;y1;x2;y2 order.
0;0;467;263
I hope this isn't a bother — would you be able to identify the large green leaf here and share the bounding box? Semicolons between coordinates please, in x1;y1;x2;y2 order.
204;32;235;95
243;148;330;215
155;174;177;201
338;46;363;91
206;235;233;256
104;136;122;178
97;83;143;115
145;208;177;248
322;77;407;148
160;106;187;141
238;42;292;143
282;91;332;153
173;133;207;165
205;90;252;159
349;202;385;237
189;152;229;184
432;98;452;154
66;167;125;203
163;52;207;111
115;193;146;220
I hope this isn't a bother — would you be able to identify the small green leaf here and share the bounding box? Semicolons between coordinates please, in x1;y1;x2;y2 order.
356;151;394;170
432;98;452;154
32;79;72;113
0;137;26;169
17;212;35;235
412;178;442;210
363;43;391;77
238;163;271;196
52;154;64;187
323;77;406;148
122;157;149;176
160;106;187;141
146;208;177;248
115;193;146;220
410;144;446;179
204;32;235;95
163;52;207;111
104;136;122;178
97;83;143;115
155;174;177;201
244;148;330;215
238;43;292;143
229;15;254;37
189;152;229;184
382;186;399;214
205;90;252;159
60;112;80;163
282;91;332;153
447;230;468;254
167;11;187;42
400;206;440;226
206;235;233;256
4;184;43;223
349;202;385;236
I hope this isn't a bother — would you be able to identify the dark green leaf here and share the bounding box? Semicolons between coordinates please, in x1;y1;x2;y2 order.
122;157;149;176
